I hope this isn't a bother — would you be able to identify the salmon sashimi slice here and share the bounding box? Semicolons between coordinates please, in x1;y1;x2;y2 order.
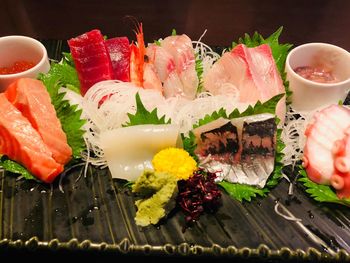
0;94;63;183
5;78;72;165
203;44;286;122
68;29;114;95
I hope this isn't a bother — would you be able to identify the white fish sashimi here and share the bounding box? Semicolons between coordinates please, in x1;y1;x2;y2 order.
203;44;286;123
100;124;180;181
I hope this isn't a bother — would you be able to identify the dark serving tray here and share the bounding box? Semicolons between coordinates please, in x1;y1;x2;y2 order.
1;40;350;261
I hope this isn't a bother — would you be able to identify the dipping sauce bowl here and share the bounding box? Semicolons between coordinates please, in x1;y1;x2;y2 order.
285;43;350;112
0;35;50;92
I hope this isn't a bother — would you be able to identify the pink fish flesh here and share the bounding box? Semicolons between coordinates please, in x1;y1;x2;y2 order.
203;44;286;122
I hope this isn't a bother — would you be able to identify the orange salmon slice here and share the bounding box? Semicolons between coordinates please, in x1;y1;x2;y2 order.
0;94;63;183
5;78;72;165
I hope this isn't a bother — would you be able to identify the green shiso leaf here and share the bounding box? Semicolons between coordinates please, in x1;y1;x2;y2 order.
231;27;293;104
183;95;285;202
124;93;170;126
298;167;350;207
0;156;38;181
38;59;86;159
218;181;267;202
195;52;204;93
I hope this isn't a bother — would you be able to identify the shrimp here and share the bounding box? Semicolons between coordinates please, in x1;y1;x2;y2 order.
130;23;145;87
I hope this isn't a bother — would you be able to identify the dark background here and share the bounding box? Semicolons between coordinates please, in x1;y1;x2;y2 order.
1;0;350;50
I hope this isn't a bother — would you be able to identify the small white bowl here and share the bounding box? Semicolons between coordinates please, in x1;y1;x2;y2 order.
0;35;50;92
286;43;350;112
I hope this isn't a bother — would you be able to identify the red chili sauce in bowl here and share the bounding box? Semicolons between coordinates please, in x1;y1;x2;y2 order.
294;66;338;83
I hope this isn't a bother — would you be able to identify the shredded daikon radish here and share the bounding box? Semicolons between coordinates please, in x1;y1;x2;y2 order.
192;30;221;77
81;79;245;167
281;106;316;167
274;202;302;222
281;172;294;195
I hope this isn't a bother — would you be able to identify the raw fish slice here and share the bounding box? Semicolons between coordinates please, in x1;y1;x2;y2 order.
146;44;176;82
105;37;131;82
5;78;72;165
143;63;163;93
194;114;276;188
303;105;350;185
163;71;186;98
145;44;185;97
161;35;198;99
203;44;286;122
0;94;63;183
100;124;180;181
68;29;114;95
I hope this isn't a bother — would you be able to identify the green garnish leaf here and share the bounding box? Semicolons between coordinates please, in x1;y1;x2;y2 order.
218;181;267;202
232;27;293;104
229;93;284;119
154;39;162;46
194;108;228;129
0;156;38;181
124;93;170;126
62;52;75;67
39;59;86;159
195;52;204;93
181;132;198;162
298;167;350;207
171;29;177;36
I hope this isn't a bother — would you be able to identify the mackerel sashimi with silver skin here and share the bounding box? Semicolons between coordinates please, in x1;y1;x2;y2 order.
193;113;277;188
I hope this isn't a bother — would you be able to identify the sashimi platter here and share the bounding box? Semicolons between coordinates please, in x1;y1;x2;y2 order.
1;23;350;257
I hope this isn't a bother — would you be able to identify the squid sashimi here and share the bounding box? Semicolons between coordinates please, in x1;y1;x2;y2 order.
105;37;131;82
5;78;72;165
0;94;63;183
100;124;180;181
193;114;276;188
303;105;350;185
203;44;286;121
68;29;114;95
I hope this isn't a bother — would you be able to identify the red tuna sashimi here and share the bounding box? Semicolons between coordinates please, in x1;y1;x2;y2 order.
105;37;130;82
0;94;63;183
203;44;286;121
68;29;114;95
5;78;72;165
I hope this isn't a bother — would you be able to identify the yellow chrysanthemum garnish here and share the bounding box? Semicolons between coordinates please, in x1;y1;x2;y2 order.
152;148;197;180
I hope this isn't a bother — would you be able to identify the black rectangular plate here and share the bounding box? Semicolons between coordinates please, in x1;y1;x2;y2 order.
0;40;350;261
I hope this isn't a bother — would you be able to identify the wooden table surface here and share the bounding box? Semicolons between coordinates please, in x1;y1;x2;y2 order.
1;0;350;50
